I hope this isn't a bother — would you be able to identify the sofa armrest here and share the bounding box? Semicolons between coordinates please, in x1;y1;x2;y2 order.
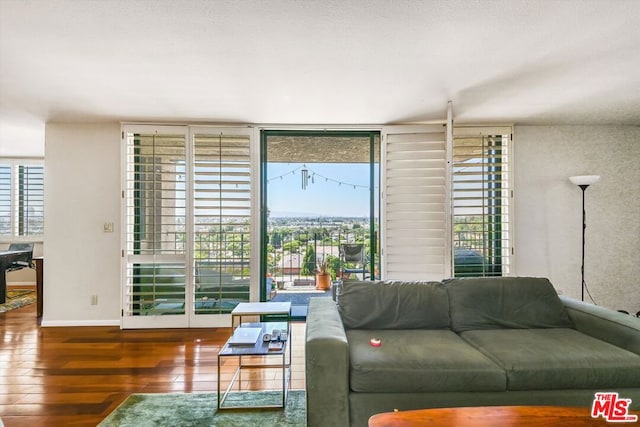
560;295;640;356
305;298;350;427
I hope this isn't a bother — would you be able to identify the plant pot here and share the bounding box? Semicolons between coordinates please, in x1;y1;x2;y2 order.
315;273;331;290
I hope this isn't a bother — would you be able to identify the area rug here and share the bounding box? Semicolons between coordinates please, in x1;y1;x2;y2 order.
99;390;306;427
0;289;36;313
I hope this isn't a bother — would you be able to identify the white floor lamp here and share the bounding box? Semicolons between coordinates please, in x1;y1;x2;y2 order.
568;175;600;302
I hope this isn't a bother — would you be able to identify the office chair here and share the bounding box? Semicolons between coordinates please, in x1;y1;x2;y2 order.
7;243;35;271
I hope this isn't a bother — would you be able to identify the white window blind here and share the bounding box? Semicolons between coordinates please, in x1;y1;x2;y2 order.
382;125;448;280
192;132;251;315
0;160;44;239
16;165;44;236
452;127;511;277
0;165;11;236
124;130;187;317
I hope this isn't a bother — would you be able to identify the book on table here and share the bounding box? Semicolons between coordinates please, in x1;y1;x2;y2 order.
228;327;262;345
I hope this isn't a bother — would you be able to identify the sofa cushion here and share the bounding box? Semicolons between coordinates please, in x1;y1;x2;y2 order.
339;281;450;329
460;328;640;390
445;277;574;332
346;329;506;393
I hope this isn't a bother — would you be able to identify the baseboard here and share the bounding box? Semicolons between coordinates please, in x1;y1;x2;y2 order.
40;319;121;327
7;282;36;288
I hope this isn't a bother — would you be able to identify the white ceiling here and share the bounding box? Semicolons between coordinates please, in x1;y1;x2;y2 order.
1;0;640;155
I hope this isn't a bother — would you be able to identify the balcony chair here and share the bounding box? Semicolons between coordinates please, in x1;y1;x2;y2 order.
339;243;369;280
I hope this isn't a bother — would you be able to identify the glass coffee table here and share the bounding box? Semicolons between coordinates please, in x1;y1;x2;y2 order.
217;318;292;410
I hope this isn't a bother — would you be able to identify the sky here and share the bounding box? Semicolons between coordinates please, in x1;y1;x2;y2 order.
267;162;378;217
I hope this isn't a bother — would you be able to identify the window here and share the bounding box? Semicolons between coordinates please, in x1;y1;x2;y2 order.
0;159;44;240
122;125;254;328
124;130;188;318
452;128;511;277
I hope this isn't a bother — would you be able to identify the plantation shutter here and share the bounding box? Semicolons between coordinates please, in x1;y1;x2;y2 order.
452;127;512;277
122;126;189;328
122;125;255;328
381;125;450;280
192;130;252;316
0;165;11;237
15;164;44;236
0;160;44;239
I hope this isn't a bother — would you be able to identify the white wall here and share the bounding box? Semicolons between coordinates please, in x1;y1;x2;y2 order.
0;121;45;157
514;125;640;313
5;265;37;286
41;122;639;325
43;123;121;325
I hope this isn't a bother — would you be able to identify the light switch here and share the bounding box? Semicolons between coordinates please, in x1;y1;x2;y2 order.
103;222;115;233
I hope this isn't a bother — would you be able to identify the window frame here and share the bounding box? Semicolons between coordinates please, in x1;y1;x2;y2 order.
120;125;257;329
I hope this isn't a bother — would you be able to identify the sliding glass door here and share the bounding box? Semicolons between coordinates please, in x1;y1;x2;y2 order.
260;130;380;319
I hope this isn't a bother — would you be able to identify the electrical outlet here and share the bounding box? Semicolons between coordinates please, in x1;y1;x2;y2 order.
91;295;98;305
103;222;114;233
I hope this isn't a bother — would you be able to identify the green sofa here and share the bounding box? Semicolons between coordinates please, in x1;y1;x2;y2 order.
305;277;640;427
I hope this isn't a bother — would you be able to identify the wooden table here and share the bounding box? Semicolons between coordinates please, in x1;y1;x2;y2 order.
368;405;640;426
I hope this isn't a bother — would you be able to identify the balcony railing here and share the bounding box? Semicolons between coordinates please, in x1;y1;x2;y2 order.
268;222;377;286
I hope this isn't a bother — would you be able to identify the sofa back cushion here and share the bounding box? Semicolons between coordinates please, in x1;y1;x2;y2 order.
445;277;574;332
338;280;450;329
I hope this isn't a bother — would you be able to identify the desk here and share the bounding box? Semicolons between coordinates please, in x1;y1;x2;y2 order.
0;250;32;304
34;257;43;317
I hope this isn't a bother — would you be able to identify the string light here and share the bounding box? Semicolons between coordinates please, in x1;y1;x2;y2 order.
267;165;304;183
267;165;375;190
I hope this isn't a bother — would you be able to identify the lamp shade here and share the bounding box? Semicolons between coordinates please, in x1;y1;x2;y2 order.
569;175;600;186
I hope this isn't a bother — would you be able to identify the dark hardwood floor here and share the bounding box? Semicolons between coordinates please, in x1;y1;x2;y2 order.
0;303;306;426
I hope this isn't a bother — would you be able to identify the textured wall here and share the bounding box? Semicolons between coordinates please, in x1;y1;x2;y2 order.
43;123;121;325
514;125;640;313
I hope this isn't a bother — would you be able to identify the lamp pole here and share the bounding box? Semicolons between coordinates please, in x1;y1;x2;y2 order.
578;184;588;302
569;175;600;302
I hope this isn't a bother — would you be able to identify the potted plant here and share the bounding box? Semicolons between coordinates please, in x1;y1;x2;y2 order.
315;258;331;290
